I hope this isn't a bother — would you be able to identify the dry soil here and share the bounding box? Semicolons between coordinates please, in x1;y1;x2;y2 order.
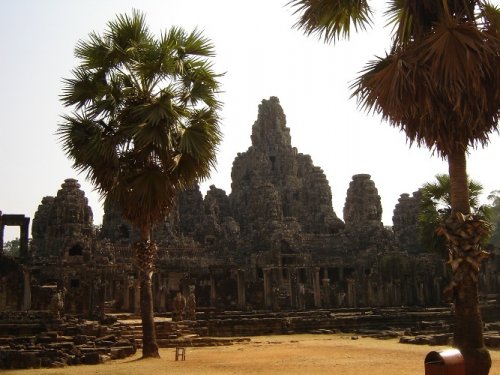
3;334;500;375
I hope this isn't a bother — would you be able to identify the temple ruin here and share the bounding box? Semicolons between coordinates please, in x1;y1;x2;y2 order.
1;96;499;323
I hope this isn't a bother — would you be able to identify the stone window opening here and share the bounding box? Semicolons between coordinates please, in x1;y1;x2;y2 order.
280;240;291;253
282;268;287;278
256;267;263;279
68;244;83;256
298;268;306;284
205;236;215;246
344;267;355;278
269;156;276;171
119;224;129;239
0;213;30;258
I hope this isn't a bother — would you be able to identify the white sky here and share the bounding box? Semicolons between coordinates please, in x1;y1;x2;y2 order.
1;0;499;242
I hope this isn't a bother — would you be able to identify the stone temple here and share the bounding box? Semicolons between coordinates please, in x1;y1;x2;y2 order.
1;96;499;316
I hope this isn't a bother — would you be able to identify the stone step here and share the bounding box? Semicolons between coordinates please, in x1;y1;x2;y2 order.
156;336;250;348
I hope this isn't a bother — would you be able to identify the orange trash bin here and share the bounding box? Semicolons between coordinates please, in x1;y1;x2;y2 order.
424;349;465;375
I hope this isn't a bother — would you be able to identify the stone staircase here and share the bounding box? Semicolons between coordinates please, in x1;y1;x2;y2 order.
118;317;248;348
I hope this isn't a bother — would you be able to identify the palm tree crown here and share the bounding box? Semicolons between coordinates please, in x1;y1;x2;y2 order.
419;174;488;253
58;10;222;229
291;0;500;158
289;1;499;373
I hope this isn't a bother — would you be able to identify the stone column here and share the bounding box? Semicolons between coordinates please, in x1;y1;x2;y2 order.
154;274;161;311
159;277;167;311
263;268;272;309
346;278;356;307
20;218;30;259
312;267;321;308
394;280;401;306
23;269;31;310
322;268;329;280
134;280;141;313
417;281;424;306
160;289;166;311
434;277;442;305
237;269;246;310
123;280;130;311
210;274;217;308
322;278;331;308
365;277;372;306
287;268;294;308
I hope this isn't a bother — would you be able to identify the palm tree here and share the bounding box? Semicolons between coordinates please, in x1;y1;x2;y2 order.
289;1;499;373
487;191;500;248
419;174;489;254
58;10;222;358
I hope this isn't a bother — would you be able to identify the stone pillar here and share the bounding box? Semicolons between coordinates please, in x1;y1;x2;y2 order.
23;269;31;310
292;269;300;309
159;277;167;311
154;274;161;311
210;274;217;308
365;278;372;306
263;268;272;309
322;268;329;279
237;269;246;310
123;280;130;311
20;218;30;259
346;278;356;307
322;278;331;307
417;281;424;306
160;289;166;311
394;280;401;306
312;267;321;308
434;277;442;305
287;268;295;308
134;280;141;313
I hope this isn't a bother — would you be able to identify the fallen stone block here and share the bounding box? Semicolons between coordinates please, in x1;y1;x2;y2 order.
82;352;101;365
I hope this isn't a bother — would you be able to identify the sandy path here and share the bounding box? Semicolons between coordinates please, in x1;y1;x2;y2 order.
3;334;500;375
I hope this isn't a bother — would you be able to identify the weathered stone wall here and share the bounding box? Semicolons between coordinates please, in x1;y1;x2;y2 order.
392;191;423;254
31;179;94;259
0;256;24;311
343;174;383;230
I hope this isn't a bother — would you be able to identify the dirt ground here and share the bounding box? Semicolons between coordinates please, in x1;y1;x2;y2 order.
3;334;500;375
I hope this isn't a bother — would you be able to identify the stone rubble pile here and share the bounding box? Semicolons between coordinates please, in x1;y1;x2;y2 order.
0;311;136;370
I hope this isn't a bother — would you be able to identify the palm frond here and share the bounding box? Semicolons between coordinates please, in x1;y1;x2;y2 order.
481;2;500;34
184;28;216;57
289;0;373;43
105;9;152;54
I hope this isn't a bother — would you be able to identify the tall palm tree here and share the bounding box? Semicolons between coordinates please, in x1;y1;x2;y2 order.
289;1;499;373
419;174;489;254
58;10;222;358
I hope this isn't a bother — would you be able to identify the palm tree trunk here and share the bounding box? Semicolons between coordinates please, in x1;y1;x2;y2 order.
448;148;491;375
137;226;160;358
448;148;470;215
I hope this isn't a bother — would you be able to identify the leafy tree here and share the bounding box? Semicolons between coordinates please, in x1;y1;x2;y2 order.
58;10;222;358
289;1;499;373
419;174;489;254
3;238;20;257
487;191;500;248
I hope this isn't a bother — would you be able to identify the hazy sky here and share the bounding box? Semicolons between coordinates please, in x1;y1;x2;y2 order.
1;0;499;241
